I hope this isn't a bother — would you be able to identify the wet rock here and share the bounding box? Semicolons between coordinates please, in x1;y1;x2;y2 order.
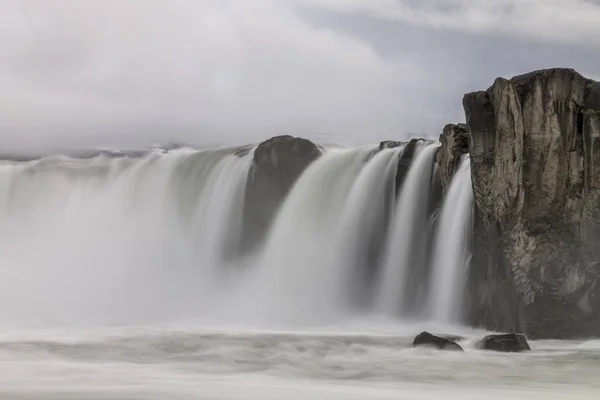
460;68;600;339
413;332;464;351
241;135;322;253
436;123;469;193
476;333;531;353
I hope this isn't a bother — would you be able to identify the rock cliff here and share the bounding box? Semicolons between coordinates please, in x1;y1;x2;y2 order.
459;68;600;339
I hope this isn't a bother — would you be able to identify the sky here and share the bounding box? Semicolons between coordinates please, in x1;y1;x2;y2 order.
1;0;600;153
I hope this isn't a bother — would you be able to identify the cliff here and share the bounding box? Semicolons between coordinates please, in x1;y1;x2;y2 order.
457;68;600;339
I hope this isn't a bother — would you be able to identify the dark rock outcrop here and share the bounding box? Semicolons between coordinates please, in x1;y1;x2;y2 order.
241;135;322;252
476;333;531;353
462;68;600;339
412;331;464;351
437;123;469;192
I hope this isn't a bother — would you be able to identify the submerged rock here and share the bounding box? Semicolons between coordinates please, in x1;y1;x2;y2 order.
476;333;531;353
241;135;322;253
413;332;464;351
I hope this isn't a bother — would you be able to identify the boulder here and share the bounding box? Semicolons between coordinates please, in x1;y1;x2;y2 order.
241;135;322;252
476;333;531;353
461;68;600;339
413;331;464;351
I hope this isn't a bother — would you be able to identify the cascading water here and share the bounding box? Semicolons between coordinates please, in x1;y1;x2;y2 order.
244;146;403;322
0;139;475;329
427;155;473;324
374;142;440;317
0;148;254;325
329;146;404;306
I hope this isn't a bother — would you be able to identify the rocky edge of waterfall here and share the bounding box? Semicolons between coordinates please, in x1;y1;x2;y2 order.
243;68;600;340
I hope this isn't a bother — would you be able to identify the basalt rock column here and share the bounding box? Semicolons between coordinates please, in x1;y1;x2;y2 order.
463;68;600;339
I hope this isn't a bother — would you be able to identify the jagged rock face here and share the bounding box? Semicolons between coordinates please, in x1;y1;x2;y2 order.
463;68;600;339
437;123;469;192
241;135;322;253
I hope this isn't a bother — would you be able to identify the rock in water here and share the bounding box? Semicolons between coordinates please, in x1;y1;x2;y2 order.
241;135;322;253
413;332;464;351
456;68;600;339
477;333;531;353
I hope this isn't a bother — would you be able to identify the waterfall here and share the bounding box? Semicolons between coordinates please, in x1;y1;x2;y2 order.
427;155;473;324
331;146;404;306
245;146;402;322
374;143;440;316
0;148;254;325
0;139;476;328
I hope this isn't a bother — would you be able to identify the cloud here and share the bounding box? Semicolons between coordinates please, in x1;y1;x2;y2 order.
1;0;413;151
0;0;599;153
297;0;600;46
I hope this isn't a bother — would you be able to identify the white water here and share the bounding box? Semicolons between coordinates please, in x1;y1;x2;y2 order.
1;143;590;399
0;324;598;400
334;147;404;305
245;147;401;322
0;148;254;326
375;143;440;316
428;155;474;323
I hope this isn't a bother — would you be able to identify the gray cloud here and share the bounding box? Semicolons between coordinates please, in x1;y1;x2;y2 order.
1;0;599;154
299;0;600;46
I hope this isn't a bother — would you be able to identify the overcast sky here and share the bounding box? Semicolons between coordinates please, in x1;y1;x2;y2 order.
1;0;600;153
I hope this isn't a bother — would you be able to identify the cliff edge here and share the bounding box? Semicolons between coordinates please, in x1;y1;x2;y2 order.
461;68;600;338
